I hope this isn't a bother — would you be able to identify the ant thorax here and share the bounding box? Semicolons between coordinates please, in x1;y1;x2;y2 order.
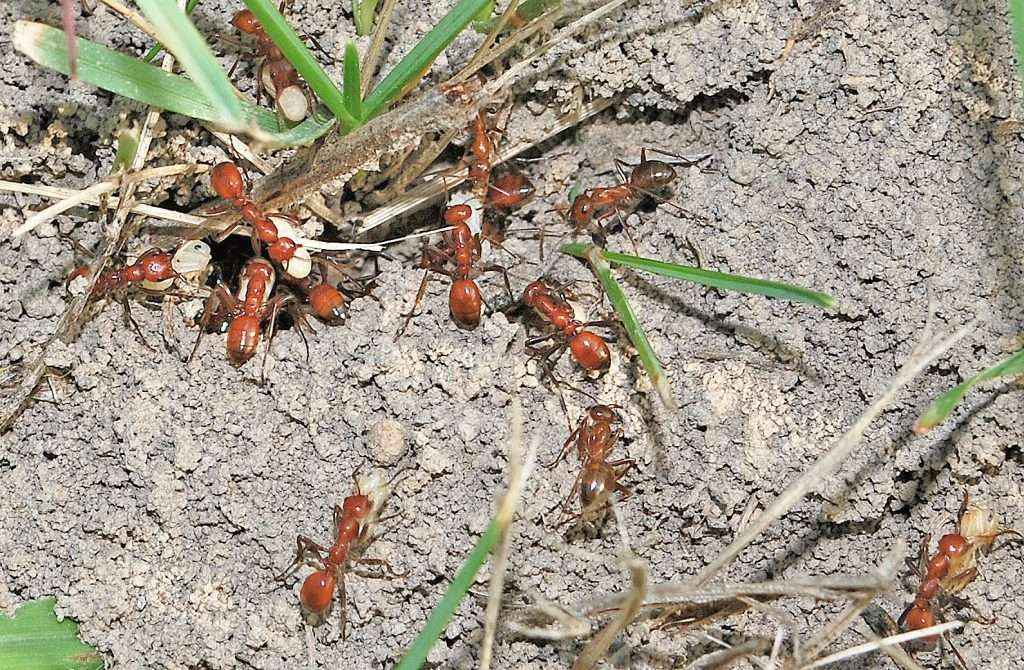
237;261;276;303
447;192;485;237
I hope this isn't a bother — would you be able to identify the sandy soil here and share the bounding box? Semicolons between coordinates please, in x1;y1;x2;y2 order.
1;0;1023;668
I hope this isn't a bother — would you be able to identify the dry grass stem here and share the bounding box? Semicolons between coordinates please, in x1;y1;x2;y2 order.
800;621;962;669
96;0;162;43
685;638;772;670
455;0;522;84
360;0;399;95
799;542;904;663
480;400;538;670
852;622;925;670
0;180;205;227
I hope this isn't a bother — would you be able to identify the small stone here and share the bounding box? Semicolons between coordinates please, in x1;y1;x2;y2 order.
369;419;406;465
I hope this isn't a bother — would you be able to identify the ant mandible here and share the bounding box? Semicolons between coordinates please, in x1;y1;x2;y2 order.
276;471;402;635
210;161;312;279
522;279;613;372
548;405;635;526
396;203;512;337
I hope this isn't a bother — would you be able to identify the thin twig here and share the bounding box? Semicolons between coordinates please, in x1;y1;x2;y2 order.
851;622;925;670
95;0;161;42
355;98;614;236
480;400;537;670
456;0;522;83
800;542;905;663
800;621;963;669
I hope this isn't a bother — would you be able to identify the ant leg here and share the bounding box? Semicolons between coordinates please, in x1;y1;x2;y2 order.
354;557;409;579
260;296;290;385
394;270;432;341
120;297;154;351
338;572;348;640
957;490;971;534
275;535;328;581
545;422;584;469
481;264;514;303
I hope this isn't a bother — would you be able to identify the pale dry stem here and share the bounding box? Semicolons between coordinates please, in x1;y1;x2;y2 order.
797;541;905;664
360;0;399;96
800;621;962;670
480;399;539;670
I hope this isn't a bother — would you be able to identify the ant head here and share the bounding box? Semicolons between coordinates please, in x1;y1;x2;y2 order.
299;569;336;616
342;493;371;519
569;194;594;224
449;279;482;329
443;204;473;225
231;9;260;34
522;280;549;306
588;405;621;424
580;463;616;515
211;162;245;200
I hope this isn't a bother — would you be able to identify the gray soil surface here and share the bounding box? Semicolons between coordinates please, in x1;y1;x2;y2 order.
2;0;1023;668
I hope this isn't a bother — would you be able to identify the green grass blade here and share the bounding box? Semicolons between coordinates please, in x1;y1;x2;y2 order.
472;0;560;32
353;0;381;35
394;517;503;670
14;22;334;148
362;0;491;118
582;245;677;410
562;244;835;310
914;349;1024;433
134;0;244;129
242;0;359;131
343;41;364;121
142;0;201;63
1011;0;1024;76
0;598;103;670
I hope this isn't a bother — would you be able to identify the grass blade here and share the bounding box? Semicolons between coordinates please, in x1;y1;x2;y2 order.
343;41;364;121
913;349;1024;433
242;0;359;131
582;245;677;410
14;21;334;148
362;0;491;118
134;0;244;129
562;244;835;310
472;0;561;32
353;0;381;35
1012;0;1024;77
142;0;201;63
0;598;103;670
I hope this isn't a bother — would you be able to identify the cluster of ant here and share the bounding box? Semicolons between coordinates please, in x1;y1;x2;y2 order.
62;15;1022;657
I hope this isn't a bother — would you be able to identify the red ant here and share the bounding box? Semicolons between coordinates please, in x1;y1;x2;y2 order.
548;405;634;525
522;279;613;373
899;492;1022;667
276;471;401;634
230;9;312;123
396;203;512;337
67;240;212;349
562;149;711;246
190;257;288;367
210;161;312;279
486;168;535;212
